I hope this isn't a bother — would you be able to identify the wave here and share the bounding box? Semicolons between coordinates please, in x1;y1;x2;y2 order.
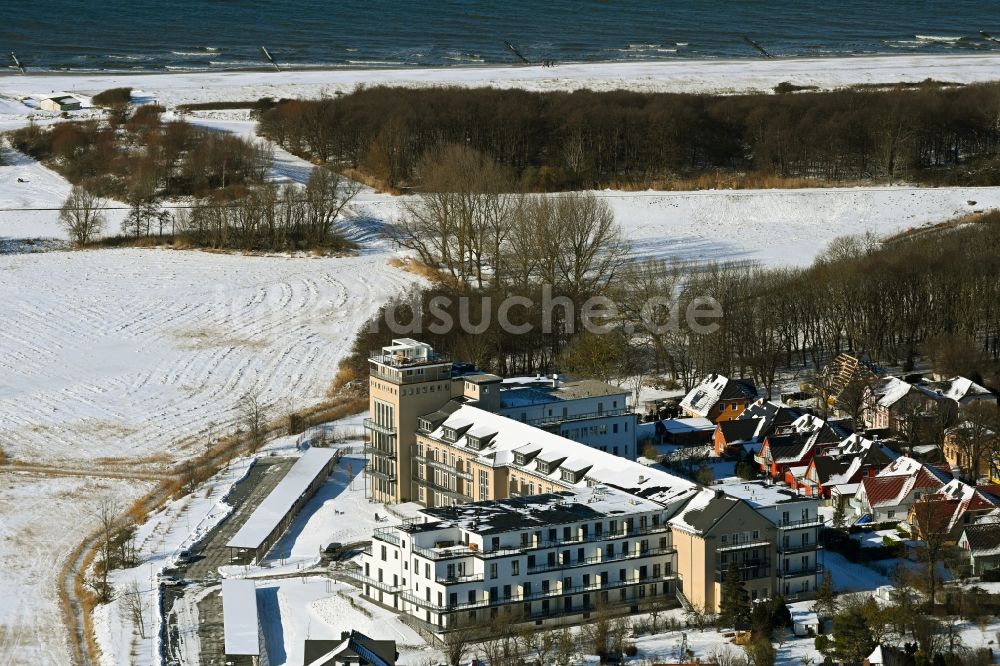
345;59;409;66
914;34;963;43
171;51;214;57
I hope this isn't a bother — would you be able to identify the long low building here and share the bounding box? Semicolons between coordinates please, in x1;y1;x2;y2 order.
227;447;337;564
222;578;261;665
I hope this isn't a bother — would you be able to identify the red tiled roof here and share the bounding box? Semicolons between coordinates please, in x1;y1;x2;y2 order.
862;476;909;507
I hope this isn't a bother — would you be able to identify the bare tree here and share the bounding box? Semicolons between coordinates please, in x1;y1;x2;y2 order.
239;392;269;454
119;580;149;639
59;186;107;246
95;498;121;602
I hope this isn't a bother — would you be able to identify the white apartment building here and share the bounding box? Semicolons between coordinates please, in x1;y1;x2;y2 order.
716;480;823;598
499;376;638;459
353;486;679;633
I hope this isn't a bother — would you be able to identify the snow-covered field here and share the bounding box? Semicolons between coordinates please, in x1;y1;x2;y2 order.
2;55;1000;665
0;473;151;664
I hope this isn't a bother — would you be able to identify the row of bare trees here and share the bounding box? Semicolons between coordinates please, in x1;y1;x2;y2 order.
176;167;359;251
257;82;1000;190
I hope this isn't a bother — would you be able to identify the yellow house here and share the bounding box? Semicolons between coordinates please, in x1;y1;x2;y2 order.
668;489;778;612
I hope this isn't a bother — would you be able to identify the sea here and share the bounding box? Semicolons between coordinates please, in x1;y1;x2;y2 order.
3;0;999;73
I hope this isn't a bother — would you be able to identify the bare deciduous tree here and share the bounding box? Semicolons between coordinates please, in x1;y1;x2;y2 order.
59;186;107;246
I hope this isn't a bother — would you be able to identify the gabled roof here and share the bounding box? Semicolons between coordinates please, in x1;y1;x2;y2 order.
859;457;951;509
679;374;757;417
422;401;698;509
304;631;397;666
961;520;1000;555
718;418;761;444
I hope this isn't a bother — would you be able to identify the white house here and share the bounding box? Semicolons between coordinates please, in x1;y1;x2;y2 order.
39;95;81;112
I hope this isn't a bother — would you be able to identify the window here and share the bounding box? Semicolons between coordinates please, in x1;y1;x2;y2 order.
752;530;759;540
489;563;498;579
380;545;386;560
511;561;520;576
613;423;619;434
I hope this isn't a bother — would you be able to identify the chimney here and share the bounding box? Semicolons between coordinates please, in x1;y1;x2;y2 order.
552;373;560;389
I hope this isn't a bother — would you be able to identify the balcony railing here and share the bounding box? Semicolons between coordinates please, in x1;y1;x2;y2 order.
364;445;397;458
363;419;397;437
365;468;397;482
440;572;486;585
414;454;473;480
412;472;474;503
778;543;822;556
776;517;825;530
526;545;676;575
717;540;772;553
777;564;824;578
341;568;403;593
369;349;450;368
396;572;678;613
526;408;631;429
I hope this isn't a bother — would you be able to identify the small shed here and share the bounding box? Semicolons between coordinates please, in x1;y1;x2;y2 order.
222;579;261;664
40;95;81;112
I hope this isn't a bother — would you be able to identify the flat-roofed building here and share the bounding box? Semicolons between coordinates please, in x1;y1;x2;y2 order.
352;486;680;633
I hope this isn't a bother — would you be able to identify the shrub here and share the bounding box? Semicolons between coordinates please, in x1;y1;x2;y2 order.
91;87;132;108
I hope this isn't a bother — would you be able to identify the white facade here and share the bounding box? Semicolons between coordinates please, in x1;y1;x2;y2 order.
500;378;637;459
352;487;678;632
716;481;823;598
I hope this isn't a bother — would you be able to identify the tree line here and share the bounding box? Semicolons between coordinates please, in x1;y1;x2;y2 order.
257;81;1000;191
347;145;1000;406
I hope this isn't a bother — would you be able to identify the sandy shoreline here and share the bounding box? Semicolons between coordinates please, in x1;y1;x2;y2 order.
2;53;1000;107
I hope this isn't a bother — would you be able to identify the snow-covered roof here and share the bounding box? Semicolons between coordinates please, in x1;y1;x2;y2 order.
715;479;814;509
420;486;662;535
679;374;756;417
222;579;259;656
226;448;335;550
425;403;697;509
660;417;715;433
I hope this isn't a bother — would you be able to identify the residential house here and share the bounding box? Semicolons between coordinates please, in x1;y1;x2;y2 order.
849;457;952;524
862;375;995;434
796;435;896;499
957;515;1000;576
669;488;777;612
717;480;823;599
943;421;998;481
906;479;1000;541
643;417;716;448
712;400;803;456
303;631;398;666
817;352;884;416
679;374;758;424
754;414;847;482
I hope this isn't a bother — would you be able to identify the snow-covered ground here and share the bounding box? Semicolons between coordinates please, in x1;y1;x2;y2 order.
3;56;1000;664
3;53;1000;113
0;473;151;664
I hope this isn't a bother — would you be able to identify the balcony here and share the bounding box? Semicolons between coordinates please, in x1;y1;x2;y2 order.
714;560;771;582
412;471;474;503
365;467;397;482
527;408;631;429
778;543;823;556
341;568;403;594
777;564;824;579
440;572;486;585
717;540;772;553
414;454;473;480
397;572;678;613
369;349;450;368
526;545;676;575
364;444;397;458
363;419;397;437
777;517;825;530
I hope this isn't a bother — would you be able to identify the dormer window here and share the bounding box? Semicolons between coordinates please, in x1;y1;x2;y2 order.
514;452;525;466
442;427;458;443
536;460;549;474
467;436;482;450
560;469;581;483
418;418;433;433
